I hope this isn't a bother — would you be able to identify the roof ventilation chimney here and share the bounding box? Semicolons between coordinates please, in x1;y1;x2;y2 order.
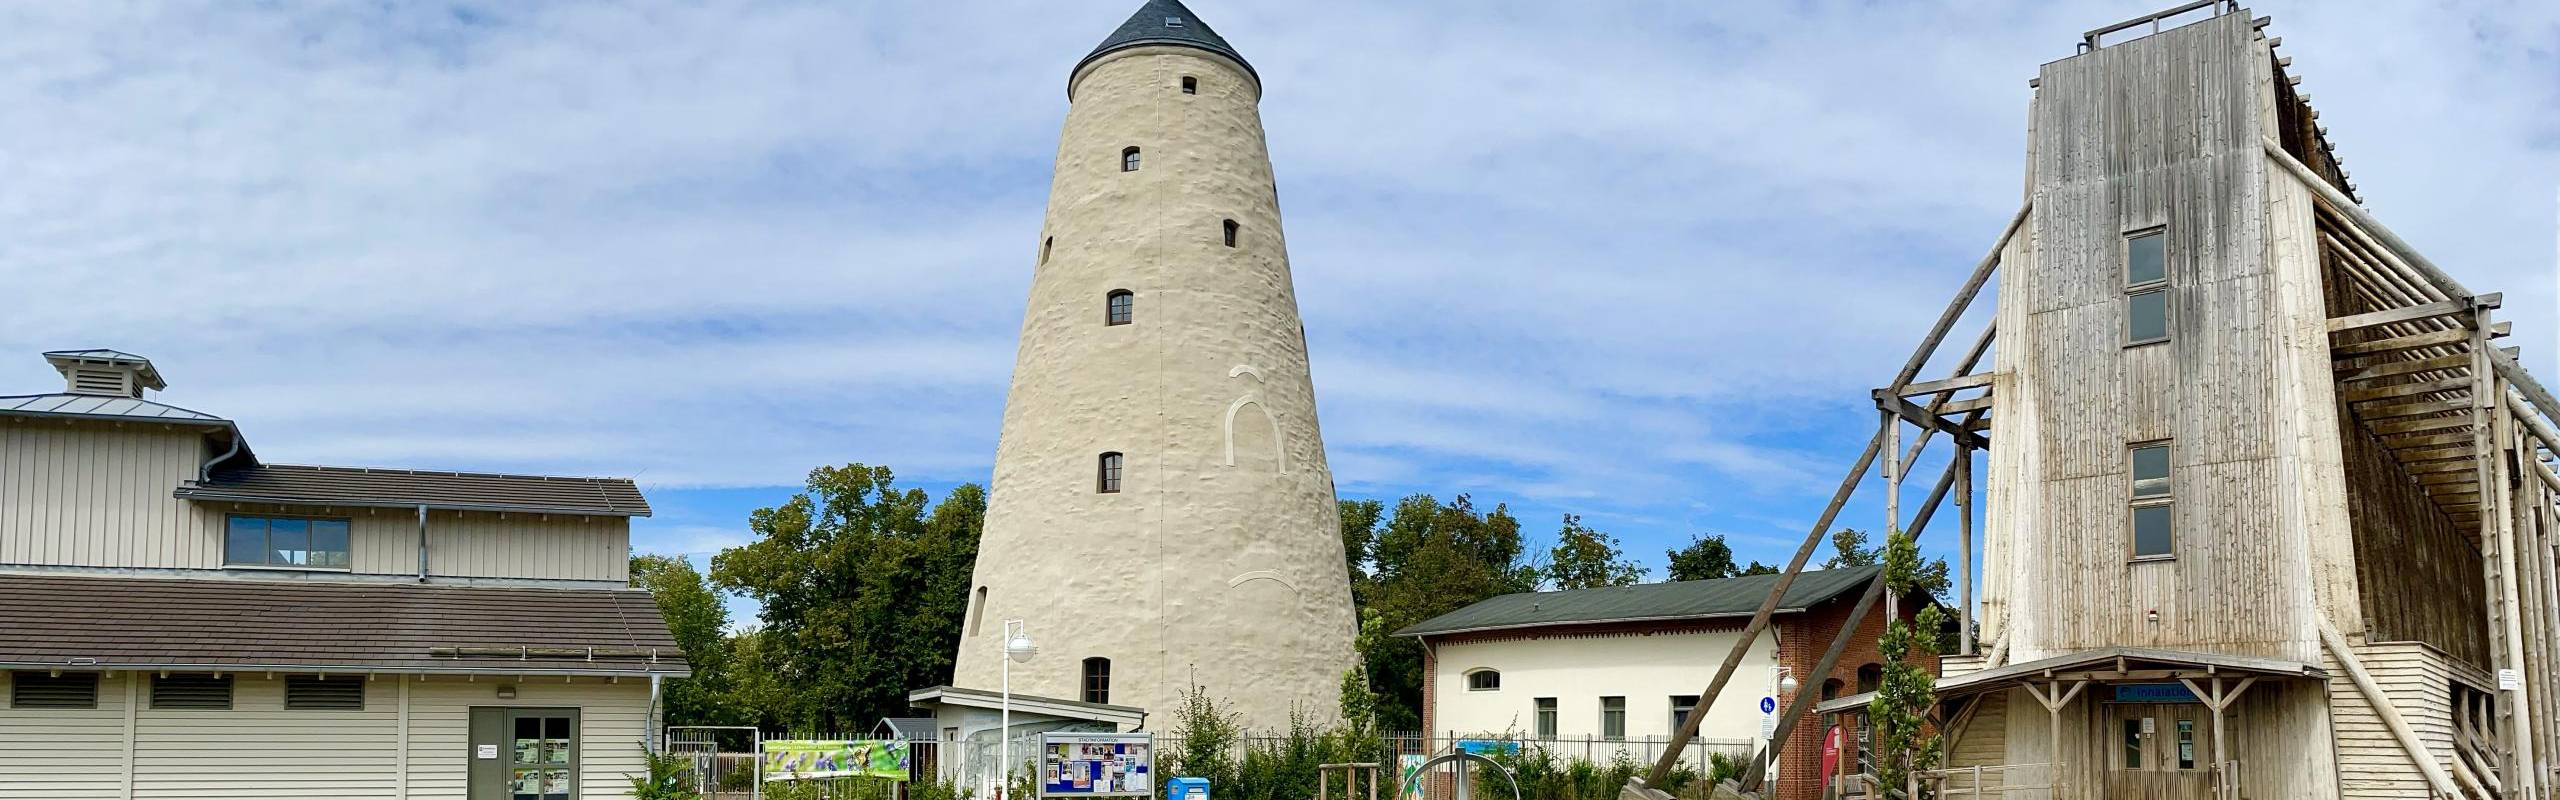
43;350;166;399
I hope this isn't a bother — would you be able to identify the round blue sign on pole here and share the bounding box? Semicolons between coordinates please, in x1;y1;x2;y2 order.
1759;696;1777;714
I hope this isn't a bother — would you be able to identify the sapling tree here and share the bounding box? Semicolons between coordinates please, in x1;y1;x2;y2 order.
1867;527;1949;797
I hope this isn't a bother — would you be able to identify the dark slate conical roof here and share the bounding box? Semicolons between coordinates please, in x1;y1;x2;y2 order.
1072;0;1256;91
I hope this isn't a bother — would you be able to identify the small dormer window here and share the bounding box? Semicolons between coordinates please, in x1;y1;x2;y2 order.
1165;16;1184;28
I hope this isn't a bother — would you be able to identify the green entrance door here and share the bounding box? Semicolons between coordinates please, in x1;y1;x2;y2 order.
469;707;581;800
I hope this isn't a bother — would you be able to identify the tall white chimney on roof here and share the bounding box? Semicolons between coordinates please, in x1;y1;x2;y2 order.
42;350;166;399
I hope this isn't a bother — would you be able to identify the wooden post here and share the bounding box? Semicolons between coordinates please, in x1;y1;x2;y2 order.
1884;410;1901;625
2024;680;2085;795
1742;456;1967;792
1958;445;1975;656
1641;422;1890;787
2482;310;2541;798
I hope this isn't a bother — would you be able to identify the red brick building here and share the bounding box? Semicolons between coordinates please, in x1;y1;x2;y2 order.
1398;566;1938;800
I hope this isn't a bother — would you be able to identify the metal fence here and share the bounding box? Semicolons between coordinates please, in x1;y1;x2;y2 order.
1384;732;1759;773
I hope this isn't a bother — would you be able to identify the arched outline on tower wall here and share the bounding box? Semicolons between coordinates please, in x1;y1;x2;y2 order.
1224;365;1287;473
1226;570;1298;591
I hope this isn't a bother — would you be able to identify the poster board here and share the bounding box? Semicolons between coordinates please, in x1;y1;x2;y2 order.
762;739;910;781
1038;731;1155;798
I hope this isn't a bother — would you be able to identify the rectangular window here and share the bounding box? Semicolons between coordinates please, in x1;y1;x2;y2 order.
2131;443;2172;498
2122;718;2146;769
2127;229;2166;286
2130;442;2174;560
224;514;351;569
151;673;234;710
1534;698;1557;738
10;671;99;709
2126;228;2169;345
2176;719;2196;770
1670;695;1700;732
285;675;364;710
1600;696;1626;740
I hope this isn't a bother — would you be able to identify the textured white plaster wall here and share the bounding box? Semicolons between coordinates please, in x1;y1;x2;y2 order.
951;45;1357;732
1431;630;1781;744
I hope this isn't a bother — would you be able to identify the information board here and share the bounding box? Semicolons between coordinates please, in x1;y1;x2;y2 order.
1039;732;1155;798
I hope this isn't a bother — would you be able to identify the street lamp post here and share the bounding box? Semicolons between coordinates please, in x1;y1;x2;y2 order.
1000;620;1039;800
1765;666;1798;780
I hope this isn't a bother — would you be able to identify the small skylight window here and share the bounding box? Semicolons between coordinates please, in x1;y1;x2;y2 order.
1165;16;1185;28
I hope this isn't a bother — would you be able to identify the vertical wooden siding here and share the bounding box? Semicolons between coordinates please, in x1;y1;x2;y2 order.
0;419;630;583
0;421;218;569
1996;11;2325;664
0;672;650;799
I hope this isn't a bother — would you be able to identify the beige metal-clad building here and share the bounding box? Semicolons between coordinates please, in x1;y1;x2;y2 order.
0;349;686;799
1813;4;2560;799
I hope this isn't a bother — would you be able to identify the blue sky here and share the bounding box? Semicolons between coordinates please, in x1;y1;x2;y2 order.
3;1;2555;624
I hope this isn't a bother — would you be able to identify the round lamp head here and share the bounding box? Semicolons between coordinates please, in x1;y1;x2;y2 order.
1779;674;1800;694
1005;634;1038;663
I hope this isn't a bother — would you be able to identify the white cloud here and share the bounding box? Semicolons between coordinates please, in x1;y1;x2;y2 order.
1;1;2553;563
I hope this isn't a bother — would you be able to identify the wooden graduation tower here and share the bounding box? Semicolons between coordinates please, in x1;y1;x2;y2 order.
1636;4;2560;799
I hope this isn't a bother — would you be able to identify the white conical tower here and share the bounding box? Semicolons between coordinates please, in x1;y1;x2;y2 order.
950;0;1357;730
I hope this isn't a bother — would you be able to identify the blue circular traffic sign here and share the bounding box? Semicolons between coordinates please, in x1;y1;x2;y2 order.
1759;696;1777;714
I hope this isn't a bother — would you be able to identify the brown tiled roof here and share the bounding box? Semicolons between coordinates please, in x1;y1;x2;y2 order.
178;463;651;517
0;573;688;676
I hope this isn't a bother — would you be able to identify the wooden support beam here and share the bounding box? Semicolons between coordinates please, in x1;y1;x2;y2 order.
2342;377;2472;404
2323;621;2464;797
2333;328;2475;358
2371;415;2477;436
2390;432;2485;451
2360;399;2474;421
2337;353;2476;383
1891;372;1996;398
1642;421;1890;788
2327;299;2477;334
1885;202;2031;393
1876;393;1991;450
2266;137;2476;299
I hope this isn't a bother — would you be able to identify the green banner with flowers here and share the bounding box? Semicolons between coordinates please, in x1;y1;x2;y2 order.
762;739;909;781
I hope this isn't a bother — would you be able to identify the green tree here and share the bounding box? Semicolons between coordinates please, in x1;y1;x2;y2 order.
1828;526;1953;599
1665;533;1740;581
1740;561;1780;576
1546;514;1645;589
1353;494;1534;729
709;464;985;732
631;554;736;726
1339;498;1386;605
1868;528;1949;796
1823;528;1880;568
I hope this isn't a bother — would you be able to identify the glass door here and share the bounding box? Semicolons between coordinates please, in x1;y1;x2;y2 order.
508;711;578;800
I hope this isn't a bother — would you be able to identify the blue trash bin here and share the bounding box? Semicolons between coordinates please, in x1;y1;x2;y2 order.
1168;776;1210;800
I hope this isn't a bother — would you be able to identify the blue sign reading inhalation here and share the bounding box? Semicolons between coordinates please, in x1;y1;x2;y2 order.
2112;683;2200;703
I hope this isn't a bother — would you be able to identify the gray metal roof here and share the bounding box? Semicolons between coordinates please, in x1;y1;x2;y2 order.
1395;566;1884;638
1073;0;1254;91
0;572;687;676
42;349;165;390
0;393;227;424
1812;646;2327;715
179;463;652;517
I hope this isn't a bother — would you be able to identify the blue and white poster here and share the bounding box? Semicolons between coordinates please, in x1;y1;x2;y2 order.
1039;732;1155;798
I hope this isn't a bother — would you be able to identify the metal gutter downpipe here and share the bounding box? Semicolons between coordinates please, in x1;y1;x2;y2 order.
416;504;430;583
197;427;243;482
649;673;665;754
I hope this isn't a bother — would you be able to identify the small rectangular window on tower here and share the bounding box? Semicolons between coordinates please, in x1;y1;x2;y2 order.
2129;441;2174;560
1165;16;1184;28
2125;228;2169;346
1182;76;1197;94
